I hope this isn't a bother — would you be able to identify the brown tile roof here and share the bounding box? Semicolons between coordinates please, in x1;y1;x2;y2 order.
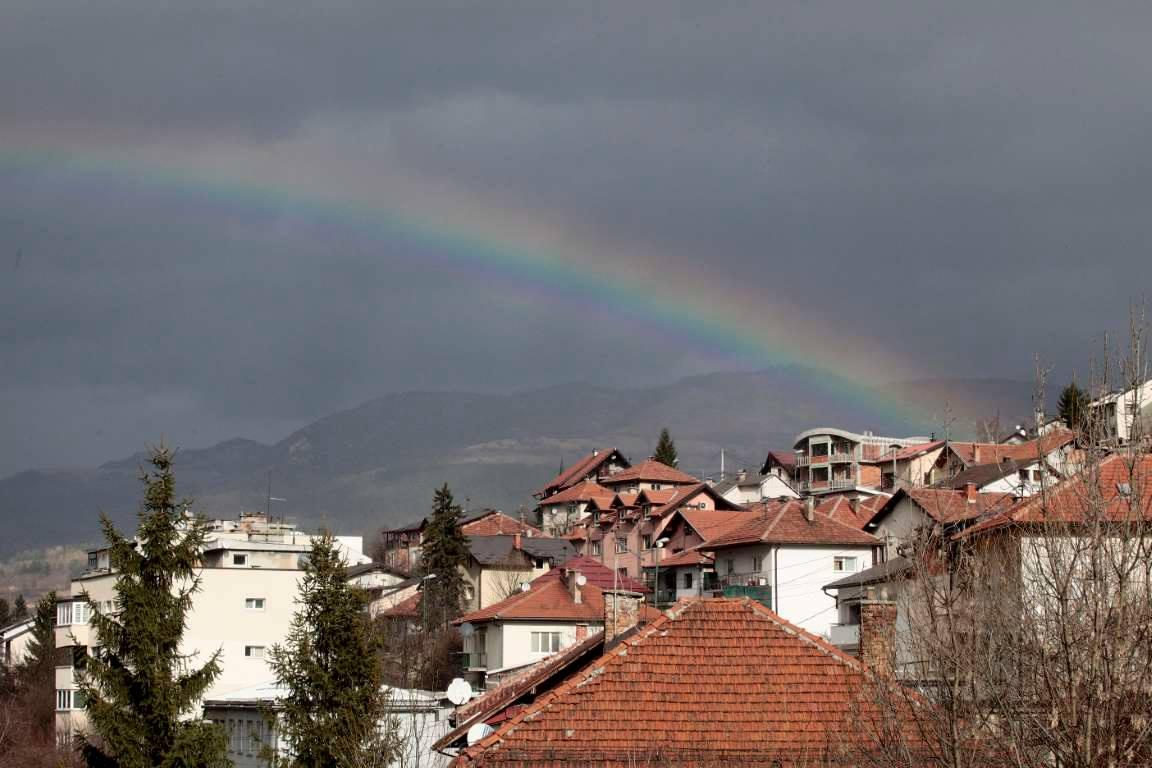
676;508;762;540
822;495;889;529
961;453;1152;537
460;511;545;537
870;440;946;463
452;598;934;766
703;500;880;549
547;555;649;593
601;458;700;486
534;480;616;508
657;547;714;567
649;483;745;518
537;448;625;497
947;429;1075;467
902;488;1015;524
378;591;421;619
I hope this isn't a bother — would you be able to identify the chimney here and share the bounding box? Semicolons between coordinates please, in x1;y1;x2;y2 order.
602;589;643;644
566;569;583;604
965;482;977;503
513;532;522;551
973;445;981;464
859;592;898;678
849;497;859;517
737;469;747;482
804;496;815;522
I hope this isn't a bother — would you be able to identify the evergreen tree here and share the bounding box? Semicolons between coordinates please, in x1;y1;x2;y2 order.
17;591;57;738
77;446;229;768
654;428;678;467
419;484;470;631
0;598;9;627
268;533;398;768
1058;381;1090;431
12;595;27;620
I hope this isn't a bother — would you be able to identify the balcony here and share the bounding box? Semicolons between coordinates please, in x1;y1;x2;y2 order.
465;652;488;670
829;623;860;648
798;478;856;493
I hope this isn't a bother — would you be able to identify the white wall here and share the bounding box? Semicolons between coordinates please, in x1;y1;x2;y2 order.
495;621;599;673
774;546;874;639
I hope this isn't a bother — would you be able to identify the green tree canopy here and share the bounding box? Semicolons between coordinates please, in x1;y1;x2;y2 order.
1058;381;1090;431
418;484;470;631
77;446;229;768
0;598;9;628
17;591;57;739
268;533;398;768
12;595;27;621
654;428;678;467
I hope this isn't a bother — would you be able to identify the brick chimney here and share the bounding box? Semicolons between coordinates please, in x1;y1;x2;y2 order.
565;569;583;604
848;497;859;517
804;496;815;522
965;482;977;504
602;589;643;644
859;594;897;678
513;532;522;550
973;445;981;464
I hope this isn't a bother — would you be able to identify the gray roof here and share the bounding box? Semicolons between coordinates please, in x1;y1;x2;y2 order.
344;561;409;579
822;556;912;591
937;460;1021;490
466;535;575;566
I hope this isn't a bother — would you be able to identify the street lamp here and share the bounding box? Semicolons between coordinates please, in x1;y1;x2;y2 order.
420;573;437;630
652;537;670;607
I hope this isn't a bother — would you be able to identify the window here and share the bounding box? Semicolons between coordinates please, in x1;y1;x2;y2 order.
56;602;72;626
56;689;72;711
87;552;98;571
72;689;87;709
590;541;602;556
642;534;653;550
683;572;694;589
833;556;858;573
726;559;736;575
73;602;89;625
616;537;628;554
591;511;600;525
531;631;561;653
244;645;265;659
245;598;265;610
232;553;248;566
752;556;762;573
651;483;662;491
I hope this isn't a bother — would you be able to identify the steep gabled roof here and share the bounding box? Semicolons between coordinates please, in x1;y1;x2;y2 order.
703;500;880;549
649;483;745;518
961;453;1152;537
537;448;627;497
760;450;798;475
939;459;1028;490
822;494;888;529
545;555;649;593
534;480;616;508
466;535;575;566
675;508;762;540
452;598;935;767
601;458;700;486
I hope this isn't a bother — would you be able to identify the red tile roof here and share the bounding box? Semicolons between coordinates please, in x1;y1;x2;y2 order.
601;458;700;486
901;488;1015;524
822;494;889;529
537;448;625;497
534;480;616;508
961;453;1152;537
871;440;946;463
703;500;880;549
456;576;606;624
657;547;714;567
675;508;762;540
378;591;421;619
452;598;934;766
947;430;1075;467
649;483;744;518
547;555;649;593
460;511;545;537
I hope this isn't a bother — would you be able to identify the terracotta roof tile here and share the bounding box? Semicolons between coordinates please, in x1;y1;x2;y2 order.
453;598;934;766
544;555;649;593
703;500;880;549
903;488;1015;524
534;480;616;507
676;508;761;540
378;591;421;619
601;458;700;486
649;483;744;518
460;511;545;537
947;429;1075;467
538;448;625;496
657;547;714;567
961;453;1152;536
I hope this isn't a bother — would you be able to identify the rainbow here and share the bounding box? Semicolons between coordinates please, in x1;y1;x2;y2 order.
1;141;935;430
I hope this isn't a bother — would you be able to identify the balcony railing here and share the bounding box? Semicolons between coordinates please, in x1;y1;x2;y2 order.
829;623;860;648
798;478;856;493
465;652;488;670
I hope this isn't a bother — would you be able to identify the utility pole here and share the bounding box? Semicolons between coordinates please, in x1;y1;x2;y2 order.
720;449;726;482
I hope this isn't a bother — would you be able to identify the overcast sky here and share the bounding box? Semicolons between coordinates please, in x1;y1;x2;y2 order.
2;1;1151;475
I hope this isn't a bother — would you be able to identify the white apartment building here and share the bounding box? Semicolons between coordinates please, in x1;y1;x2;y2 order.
1091;378;1152;444
54;513;369;741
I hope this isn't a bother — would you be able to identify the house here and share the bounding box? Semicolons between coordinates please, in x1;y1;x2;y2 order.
642;506;765;604
573;482;746;581
760;449;798;483
936;457;1055;497
823;557;915;657
711;468;798;504
534;479;616;536
1090;378;1152;445
379;511;545;575
875;440;947;492
597;457;701;494
792;428;933;496
698;498;882;637
54;513;370;742
1;615;35;668
203;681;453;768
461;533;575;611
441;597;936;767
929;429;1077;485
534;447;630;500
864;486;1016;558
454;557;651;688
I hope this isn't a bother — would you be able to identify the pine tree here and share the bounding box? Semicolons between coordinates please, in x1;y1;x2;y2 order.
1058;381;1090;431
16;591;57;738
0;598;9;628
268;533;398;768
419;484;470;631
76;446;229;768
12;595;27;620
654;428;678;467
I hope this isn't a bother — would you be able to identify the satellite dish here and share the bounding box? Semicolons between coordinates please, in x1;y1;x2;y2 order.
575;573;587;586
466;722;495;746
446;678;474;706
459;622;475;638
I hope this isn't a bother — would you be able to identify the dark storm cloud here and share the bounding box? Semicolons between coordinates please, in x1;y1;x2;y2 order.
3;1;1152;473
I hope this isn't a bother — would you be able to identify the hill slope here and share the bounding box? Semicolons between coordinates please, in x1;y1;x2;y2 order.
0;369;1034;556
